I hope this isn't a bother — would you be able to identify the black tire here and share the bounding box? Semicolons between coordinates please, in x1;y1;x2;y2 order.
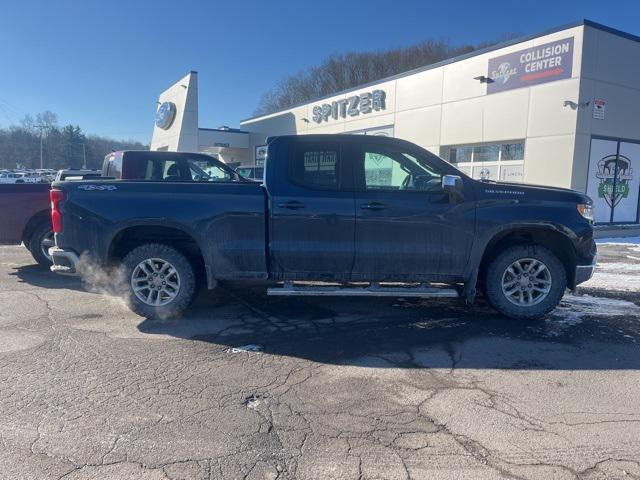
122;243;196;319
484;244;567;320
28;222;54;268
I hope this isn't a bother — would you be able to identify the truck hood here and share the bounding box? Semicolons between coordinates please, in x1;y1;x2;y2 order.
476;180;592;204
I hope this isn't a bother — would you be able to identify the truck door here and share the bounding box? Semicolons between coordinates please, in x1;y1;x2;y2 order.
268;140;355;279
352;143;475;280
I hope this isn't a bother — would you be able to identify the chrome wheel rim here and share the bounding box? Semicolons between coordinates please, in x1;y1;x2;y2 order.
131;258;181;306
40;231;55;262
501;258;552;307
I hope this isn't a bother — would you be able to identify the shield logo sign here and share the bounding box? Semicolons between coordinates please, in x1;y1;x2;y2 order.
596;154;632;208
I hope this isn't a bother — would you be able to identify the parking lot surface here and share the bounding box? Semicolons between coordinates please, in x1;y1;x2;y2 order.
1;241;640;479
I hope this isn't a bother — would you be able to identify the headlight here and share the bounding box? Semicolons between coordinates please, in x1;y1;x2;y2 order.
577;203;594;222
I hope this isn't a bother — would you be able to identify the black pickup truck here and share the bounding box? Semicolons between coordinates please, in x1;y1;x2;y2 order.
49;135;596;320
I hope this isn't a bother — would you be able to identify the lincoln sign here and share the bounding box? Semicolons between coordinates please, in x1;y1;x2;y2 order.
312;90;386;123
487;37;574;94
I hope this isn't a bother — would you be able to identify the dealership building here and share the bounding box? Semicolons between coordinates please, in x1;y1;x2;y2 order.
150;20;640;224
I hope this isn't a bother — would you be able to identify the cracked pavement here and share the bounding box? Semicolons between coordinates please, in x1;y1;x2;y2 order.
1;244;640;479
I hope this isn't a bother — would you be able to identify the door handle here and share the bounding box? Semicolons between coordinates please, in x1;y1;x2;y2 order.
278;200;305;209
360;202;387;210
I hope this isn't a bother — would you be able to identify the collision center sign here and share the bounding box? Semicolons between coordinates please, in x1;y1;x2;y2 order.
487;37;574;94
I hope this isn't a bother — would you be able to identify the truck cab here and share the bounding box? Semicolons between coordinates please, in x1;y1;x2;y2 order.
265;135;475;282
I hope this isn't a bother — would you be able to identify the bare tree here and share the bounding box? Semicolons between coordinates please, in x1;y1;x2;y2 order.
36;111;58;129
20;110;57;132
254;36;517;116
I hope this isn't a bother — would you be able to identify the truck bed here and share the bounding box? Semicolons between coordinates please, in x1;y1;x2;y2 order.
54;180;268;281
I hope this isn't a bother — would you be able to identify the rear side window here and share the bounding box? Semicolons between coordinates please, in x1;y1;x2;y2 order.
289;144;340;189
127;158;182;181
104;153;123;178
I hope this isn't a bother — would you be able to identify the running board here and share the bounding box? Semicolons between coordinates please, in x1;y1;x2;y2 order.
267;281;460;298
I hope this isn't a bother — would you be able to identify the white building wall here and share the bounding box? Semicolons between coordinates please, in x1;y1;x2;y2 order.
578;26;640;143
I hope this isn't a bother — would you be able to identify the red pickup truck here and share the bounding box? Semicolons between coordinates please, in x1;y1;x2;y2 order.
0;170;102;266
0;183;53;266
1;152;237;267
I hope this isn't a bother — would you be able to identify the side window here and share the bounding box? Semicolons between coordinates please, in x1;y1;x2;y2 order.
364;152;399;189
187;159;232;182
137;159;183;181
363;147;443;192
122;156;152;180
105;153;122;178
289;144;339;189
162;160;181;180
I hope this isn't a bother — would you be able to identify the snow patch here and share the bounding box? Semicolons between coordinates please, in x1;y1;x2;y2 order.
243;394;262;409
596;236;640;245
228;344;263;354
582;270;640;291
595;262;640;272
547;294;640;336
554;294;640;319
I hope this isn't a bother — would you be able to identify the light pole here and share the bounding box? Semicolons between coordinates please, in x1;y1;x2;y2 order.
34;124;50;169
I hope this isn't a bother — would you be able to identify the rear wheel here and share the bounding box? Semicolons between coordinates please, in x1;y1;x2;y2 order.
123;243;196;319
484;244;567;320
28;222;55;268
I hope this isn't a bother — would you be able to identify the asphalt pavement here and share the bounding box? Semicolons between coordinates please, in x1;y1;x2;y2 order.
0;242;639;480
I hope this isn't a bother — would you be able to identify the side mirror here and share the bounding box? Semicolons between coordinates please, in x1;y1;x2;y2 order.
442;175;464;202
442;174;463;192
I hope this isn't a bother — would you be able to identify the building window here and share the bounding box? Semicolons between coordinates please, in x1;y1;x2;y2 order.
473;145;500;163
440;141;525;183
289;145;340;189
501;143;525;161
449;146;472;163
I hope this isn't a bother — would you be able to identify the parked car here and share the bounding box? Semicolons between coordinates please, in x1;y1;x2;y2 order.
0;183;53;266
15;172;47;183
49;135;596;320
35;169;58;182
0;172;24;184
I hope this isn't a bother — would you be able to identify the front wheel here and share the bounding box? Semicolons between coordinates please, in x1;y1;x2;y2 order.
484;244;567;320
123;243;196;319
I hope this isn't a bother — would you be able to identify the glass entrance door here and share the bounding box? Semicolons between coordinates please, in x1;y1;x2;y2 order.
586;138;640;224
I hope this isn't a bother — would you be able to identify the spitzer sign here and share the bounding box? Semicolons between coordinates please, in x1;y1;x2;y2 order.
487;37;574;94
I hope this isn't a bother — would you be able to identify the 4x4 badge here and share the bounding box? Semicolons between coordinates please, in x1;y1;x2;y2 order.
77;185;117;191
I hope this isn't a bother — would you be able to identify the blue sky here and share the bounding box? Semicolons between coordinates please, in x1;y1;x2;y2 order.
0;0;637;144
